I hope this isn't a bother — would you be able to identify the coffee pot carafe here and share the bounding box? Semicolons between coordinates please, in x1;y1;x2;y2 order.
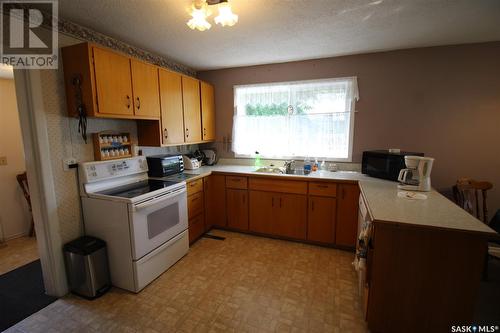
397;156;434;192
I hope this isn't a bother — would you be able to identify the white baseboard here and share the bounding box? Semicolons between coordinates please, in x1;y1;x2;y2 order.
4;231;30;242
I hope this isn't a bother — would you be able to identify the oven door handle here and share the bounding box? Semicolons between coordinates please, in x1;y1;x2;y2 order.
133;188;185;211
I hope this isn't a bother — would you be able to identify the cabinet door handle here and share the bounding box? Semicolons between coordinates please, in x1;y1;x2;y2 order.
311;200;315;211
317;184;329;188
126;95;131;108
164;128;168;139
279;197;282;208
186;128;189;138
203;128;207;138
136;97;141;110
342;187;346;199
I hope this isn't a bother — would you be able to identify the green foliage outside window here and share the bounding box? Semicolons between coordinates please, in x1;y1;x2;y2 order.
245;102;311;116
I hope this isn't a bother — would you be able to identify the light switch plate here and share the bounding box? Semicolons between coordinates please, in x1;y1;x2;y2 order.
63;158;77;171
0;156;7;166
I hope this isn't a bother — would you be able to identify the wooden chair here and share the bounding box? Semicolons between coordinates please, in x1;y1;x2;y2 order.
453;178;499;279
16;172;35;237
453;178;493;223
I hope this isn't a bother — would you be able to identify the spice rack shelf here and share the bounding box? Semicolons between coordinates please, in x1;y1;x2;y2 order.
92;132;133;161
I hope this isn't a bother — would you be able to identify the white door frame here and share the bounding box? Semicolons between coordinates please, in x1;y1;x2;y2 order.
13;68;68;297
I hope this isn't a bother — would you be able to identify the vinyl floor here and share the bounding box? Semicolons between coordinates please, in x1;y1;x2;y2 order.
0;237;39;276
4;230;367;333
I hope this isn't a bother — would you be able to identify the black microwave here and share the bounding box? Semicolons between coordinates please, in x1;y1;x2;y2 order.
146;154;184;177
361;150;424;181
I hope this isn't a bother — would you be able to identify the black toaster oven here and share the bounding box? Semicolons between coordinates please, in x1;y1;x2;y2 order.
146;154;184;177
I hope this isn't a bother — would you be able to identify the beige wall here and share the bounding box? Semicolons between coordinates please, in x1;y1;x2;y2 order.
0;78;31;240
198;42;500;217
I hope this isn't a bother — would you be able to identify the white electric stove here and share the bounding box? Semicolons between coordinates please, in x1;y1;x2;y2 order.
79;156;189;292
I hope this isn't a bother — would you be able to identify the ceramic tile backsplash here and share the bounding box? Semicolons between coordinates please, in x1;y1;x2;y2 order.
139;145;199;157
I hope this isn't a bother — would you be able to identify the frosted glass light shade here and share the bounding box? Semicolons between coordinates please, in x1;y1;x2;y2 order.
187;4;212;31
214;2;238;27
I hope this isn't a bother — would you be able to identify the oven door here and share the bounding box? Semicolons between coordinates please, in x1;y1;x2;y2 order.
129;186;188;260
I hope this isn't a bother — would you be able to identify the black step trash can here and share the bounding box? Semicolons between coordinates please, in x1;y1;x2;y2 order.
63;236;111;299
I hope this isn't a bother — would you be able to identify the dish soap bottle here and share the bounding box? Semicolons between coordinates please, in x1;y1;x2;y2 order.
312;158;319;172
303;156;312;174
254;151;261;168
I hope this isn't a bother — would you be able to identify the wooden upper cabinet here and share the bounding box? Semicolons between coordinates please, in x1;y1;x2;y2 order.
130;59;160;119
92;46;134;116
159;69;185;145
226;189;249;231
61;43;97;117
336;183;360;247
200;81;215;141
182;76;202;143
308;196;336;244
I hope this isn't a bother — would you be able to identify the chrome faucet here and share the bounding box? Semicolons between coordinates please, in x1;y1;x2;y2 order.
284;160;295;174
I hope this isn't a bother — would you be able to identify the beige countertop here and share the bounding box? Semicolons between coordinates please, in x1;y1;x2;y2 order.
359;179;496;235
183;164;371;182
182;164;495;235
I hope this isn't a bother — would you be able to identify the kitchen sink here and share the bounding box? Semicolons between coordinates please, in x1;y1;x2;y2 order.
255;167;309;176
286;169;307;175
255;167;285;174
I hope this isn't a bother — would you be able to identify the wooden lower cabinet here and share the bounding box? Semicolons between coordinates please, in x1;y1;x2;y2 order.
204;175;226;229
366;223;488;333
249;190;274;235
308;196;336;244
187;178;205;245
188;213;204;244
272;193;307;239
249;190;307;240
203;175;360;247
226;189;249;231
335;183;360;247
187;191;204;219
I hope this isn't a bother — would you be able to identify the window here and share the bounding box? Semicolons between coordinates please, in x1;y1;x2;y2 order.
232;77;359;161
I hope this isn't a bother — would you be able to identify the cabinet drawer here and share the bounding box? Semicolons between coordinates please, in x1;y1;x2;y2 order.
309;182;337;197
249;177;307;195
187;178;203;196
189;214;204;244
188;192;204;219
226;176;248;189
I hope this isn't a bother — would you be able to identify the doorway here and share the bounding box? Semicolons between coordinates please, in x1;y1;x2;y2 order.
0;64;57;331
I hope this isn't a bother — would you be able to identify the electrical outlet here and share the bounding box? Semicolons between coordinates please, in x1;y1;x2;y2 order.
63;158;77;171
0;156;7;166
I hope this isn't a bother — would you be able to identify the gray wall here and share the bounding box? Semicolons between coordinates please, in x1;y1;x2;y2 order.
198;42;500;216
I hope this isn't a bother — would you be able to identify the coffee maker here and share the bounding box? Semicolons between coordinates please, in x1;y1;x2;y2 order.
397;156;435;192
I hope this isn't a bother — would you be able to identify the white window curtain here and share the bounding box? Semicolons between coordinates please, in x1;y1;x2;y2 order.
232;77;359;161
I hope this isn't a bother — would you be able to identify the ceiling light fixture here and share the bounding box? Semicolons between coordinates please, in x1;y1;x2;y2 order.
187;1;211;31
214;1;238;27
187;0;238;31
